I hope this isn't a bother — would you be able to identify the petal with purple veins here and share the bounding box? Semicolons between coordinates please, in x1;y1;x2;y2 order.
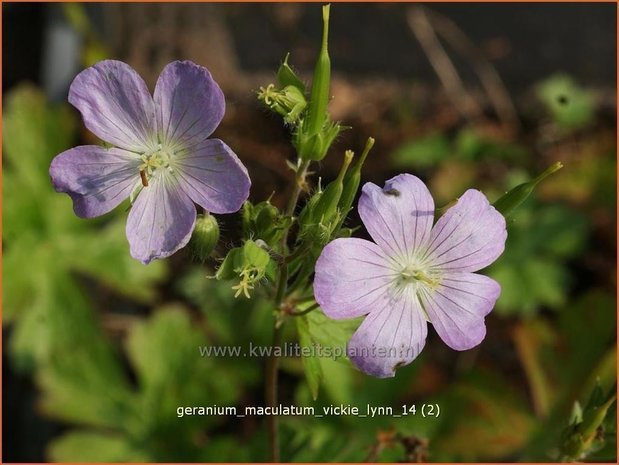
126;173;196;264
314;238;397;320
347;289;428;378
154;61;225;151
423;189;507;273
50;145;141;218
418;273;500;350
175;139;250;214
69;60;157;152
358;174;435;261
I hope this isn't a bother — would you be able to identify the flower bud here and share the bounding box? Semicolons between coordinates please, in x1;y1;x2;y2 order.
305;4;331;137
298;189;323;228
338;137;375;219
296;120;345;161
242;200;292;247
312;149;354;224
295;5;343;162
560;383;616;461
189;213;219;262
493;162;563;218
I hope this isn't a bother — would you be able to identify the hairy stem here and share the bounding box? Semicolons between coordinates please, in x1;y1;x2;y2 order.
266;159;311;462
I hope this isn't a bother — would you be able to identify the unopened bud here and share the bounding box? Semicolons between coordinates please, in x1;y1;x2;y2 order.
305;4;331;137
338;137;375;218
313;149;354;223
190;213;219;262
493;162;563;218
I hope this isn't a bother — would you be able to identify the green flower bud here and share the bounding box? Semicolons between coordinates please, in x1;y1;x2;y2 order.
189;213;220;262
493;161;563;218
313;149;354;224
255;202;280;233
294;5;343;162
305;4;331;137
296;120;345;161
560;384;616;461
277;53;305;92
242;200;292;247
338;137;375;218
298;189;323;228
241;201;254;236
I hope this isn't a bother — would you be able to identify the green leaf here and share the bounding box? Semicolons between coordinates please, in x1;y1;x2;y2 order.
127;306;207;388
304;308;361;364
487;202;588;316
35;273;132;428
432;370;535;461
66;219;167;302
296;315;323;400
293;305;362;400
3;84;76;192
48;431;147;462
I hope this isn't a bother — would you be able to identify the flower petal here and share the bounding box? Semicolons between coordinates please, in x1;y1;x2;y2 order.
358;174;434;262
154;61;225;150
175;139;250;214
69;60;157;152
314;238;397;320
347;290;428;378
418;273;500;350
126;173;196;264
423;189;506;272
50;145;140;218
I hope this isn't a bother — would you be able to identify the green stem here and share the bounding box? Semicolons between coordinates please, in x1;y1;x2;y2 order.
289;302;320;317
285;160;311;220
287;263;314;296
265;323;284;462
266;160;311;462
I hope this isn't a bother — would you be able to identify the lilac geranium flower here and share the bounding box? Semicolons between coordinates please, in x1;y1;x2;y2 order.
314;174;507;378
50;60;250;264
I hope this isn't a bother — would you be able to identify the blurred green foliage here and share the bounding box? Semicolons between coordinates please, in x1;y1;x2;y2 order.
3;86;166;371
296;305;361;399
488;201;588;316
537;74;595;130
3;65;616;464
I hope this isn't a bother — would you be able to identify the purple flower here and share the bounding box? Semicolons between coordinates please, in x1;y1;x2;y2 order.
314;174;507;378
50;60;250;264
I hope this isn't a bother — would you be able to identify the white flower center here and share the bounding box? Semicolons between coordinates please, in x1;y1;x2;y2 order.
395;262;441;292
140;144;175;175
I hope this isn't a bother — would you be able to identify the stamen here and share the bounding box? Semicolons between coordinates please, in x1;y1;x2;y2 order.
397;265;441;291
139;169;149;187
